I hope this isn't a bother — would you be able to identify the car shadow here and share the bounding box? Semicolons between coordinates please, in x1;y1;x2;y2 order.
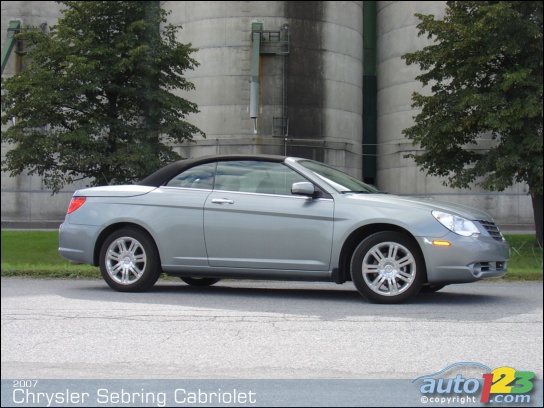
70;279;529;322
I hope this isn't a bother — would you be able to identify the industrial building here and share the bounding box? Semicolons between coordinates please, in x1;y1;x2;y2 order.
1;1;534;228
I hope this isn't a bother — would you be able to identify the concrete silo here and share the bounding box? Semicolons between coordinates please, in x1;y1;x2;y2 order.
166;1;364;177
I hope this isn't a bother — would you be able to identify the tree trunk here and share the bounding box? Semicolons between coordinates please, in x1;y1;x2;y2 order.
531;192;543;247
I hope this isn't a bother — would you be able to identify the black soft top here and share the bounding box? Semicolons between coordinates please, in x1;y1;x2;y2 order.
137;154;288;187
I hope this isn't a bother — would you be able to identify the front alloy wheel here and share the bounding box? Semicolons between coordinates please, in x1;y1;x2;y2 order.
351;232;425;304
100;228;161;292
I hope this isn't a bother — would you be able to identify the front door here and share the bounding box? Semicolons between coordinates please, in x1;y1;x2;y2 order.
203;161;334;271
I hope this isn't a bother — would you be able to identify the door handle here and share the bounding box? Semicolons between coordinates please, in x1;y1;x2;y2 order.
211;198;234;204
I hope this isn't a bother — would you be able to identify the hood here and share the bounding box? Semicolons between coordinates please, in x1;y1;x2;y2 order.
74;185;156;197
346;193;494;222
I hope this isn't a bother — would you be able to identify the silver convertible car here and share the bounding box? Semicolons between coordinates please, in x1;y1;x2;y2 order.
59;154;509;303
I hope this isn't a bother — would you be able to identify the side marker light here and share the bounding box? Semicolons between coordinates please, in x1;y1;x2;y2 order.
432;240;451;247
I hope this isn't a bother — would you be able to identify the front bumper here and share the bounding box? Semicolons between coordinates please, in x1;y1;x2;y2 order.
416;232;510;284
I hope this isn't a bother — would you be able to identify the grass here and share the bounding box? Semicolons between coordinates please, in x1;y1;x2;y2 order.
1;230;542;281
1;230;101;279
502;234;543;281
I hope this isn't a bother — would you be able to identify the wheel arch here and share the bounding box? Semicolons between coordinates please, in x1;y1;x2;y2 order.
337;223;427;284
93;222;161;267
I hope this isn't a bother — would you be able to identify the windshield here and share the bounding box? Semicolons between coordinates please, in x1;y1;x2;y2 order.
297;160;381;194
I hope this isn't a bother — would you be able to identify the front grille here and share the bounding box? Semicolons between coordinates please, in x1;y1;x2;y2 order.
478;220;504;241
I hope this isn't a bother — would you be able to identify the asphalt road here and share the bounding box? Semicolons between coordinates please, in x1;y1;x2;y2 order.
1;278;542;381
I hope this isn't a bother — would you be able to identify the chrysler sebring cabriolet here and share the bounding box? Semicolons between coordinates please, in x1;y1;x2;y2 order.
59;154;509;303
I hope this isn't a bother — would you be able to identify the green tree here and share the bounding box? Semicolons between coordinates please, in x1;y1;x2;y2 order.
401;1;543;245
1;1;204;193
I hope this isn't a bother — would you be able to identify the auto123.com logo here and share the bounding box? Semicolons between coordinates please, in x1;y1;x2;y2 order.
413;362;536;404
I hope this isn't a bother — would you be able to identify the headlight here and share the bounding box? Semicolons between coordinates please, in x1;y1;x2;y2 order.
432;211;480;237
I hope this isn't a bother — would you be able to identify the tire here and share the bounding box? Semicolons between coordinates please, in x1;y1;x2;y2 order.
420;284;446;293
99;227;161;292
350;232;425;304
180;277;221;287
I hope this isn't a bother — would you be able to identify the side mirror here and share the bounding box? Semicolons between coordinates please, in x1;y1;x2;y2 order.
291;182;316;197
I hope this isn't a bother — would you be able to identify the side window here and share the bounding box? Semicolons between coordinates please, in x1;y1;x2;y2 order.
165;162;216;189
215;161;307;195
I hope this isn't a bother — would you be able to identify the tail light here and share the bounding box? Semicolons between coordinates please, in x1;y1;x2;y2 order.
67;197;86;214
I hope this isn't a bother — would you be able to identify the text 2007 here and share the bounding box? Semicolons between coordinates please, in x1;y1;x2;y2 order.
12;380;38;388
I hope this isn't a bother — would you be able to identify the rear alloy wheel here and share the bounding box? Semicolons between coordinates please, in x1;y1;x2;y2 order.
180;277;221;287
350;232;425;304
99;228;161;292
